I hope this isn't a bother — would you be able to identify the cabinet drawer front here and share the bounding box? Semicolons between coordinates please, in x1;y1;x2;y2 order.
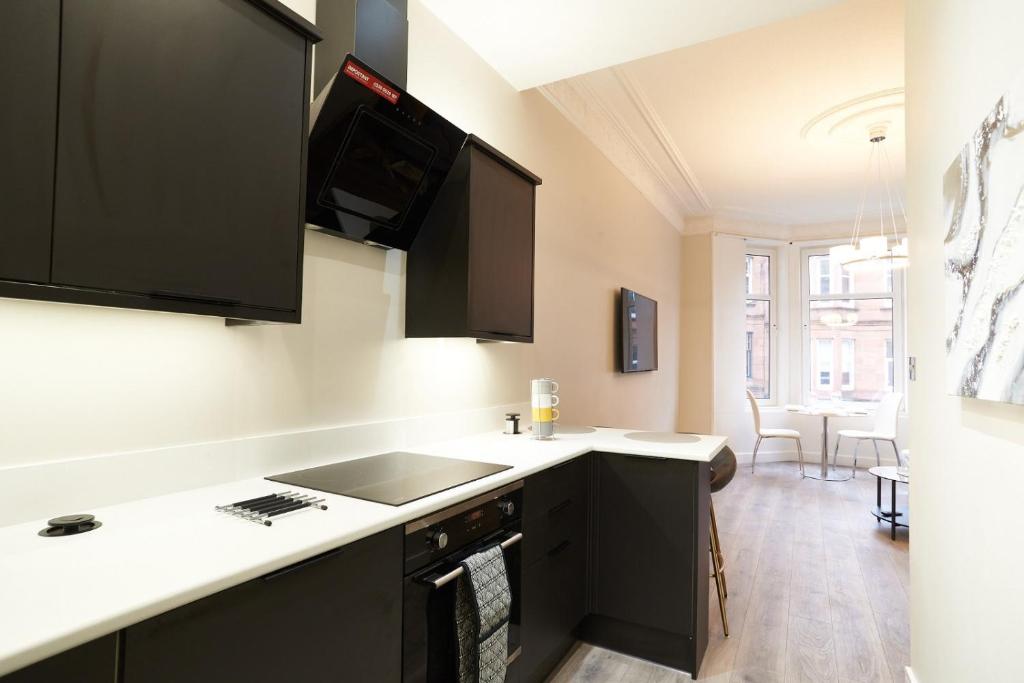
525;457;587;514
523;456;588;565
523;495;585;566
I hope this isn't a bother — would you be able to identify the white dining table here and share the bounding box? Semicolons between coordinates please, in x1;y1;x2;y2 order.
785;404;869;481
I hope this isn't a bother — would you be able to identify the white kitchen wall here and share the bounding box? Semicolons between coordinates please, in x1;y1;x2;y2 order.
906;1;1024;680
0;0;684;524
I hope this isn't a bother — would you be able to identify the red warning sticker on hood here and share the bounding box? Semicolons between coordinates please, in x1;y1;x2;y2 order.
342;60;400;105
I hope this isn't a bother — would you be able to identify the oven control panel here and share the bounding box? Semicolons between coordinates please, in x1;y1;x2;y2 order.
404;484;523;575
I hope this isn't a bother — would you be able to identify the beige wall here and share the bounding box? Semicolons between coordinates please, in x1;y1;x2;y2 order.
712;234;747;439
906;1;1024;681
678;233;713;433
0;1;683;473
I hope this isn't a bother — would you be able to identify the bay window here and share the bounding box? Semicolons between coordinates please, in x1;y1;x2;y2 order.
745;250;775;401
802;248;905;405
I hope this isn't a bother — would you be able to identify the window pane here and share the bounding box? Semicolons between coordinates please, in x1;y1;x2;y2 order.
841;338;855;389
808;298;893;404
746;254;770;296
816;339;833;388
809;254;893;295
745;299;770;399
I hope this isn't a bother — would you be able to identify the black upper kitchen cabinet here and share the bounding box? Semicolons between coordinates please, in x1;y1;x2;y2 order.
122;528;403;683
406;135;541;342
0;634;117;683
0;0;60;284
0;0;321;322
578;452;710;676
50;0;316;319
521;456;589;683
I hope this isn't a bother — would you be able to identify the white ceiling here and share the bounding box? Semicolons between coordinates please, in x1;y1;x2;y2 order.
418;0;848;91
605;0;906;225
424;0;905;230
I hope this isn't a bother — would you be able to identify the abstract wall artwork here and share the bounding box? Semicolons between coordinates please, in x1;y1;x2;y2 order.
944;76;1024;404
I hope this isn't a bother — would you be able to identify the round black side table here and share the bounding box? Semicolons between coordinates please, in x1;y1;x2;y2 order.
869;466;909;540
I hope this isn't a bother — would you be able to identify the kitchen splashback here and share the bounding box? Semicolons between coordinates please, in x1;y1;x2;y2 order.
0;402;528;527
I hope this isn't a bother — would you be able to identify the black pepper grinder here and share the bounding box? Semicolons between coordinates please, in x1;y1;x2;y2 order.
504;412;521;435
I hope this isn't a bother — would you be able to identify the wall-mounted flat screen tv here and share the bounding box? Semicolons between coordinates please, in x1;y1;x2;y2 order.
619;288;658;373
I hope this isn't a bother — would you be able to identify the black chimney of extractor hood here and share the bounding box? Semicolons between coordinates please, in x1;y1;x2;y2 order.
314;0;408;97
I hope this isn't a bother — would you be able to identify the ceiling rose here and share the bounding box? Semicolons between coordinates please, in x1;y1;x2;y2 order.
801;88;905;144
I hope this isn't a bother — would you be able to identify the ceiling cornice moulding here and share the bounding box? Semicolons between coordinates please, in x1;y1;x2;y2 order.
539;78;693;234
611;67;712;213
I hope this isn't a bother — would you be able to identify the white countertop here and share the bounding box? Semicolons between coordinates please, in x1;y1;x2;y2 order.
0;427;725;676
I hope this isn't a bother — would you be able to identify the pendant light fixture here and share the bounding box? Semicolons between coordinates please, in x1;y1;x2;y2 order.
830;124;908;271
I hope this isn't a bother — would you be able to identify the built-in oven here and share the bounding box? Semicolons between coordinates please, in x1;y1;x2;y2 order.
403;481;523;682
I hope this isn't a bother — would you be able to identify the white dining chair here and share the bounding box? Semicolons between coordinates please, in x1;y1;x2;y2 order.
747;390;805;476
833;392;904;476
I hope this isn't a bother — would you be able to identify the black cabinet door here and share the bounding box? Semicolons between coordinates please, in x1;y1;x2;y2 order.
466;145;535;339
591;453;695;634
0;634;116;683
123;528;403;683
521;456;589;683
521;541;586;683
52;0;307;312
0;0;59;284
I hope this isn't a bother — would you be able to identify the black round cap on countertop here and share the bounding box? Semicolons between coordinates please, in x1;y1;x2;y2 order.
38;513;103;537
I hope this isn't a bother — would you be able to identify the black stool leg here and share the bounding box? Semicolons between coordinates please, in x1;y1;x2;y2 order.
891;479;897;541
710;499;729;636
710;500;727;598
876;475;881;524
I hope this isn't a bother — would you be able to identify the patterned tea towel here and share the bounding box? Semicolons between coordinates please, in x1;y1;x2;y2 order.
455;544;511;683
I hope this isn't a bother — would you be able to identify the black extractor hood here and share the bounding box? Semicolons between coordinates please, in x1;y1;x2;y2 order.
306;0;466;250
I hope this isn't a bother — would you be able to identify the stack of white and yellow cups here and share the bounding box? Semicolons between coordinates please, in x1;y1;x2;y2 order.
530;378;559;439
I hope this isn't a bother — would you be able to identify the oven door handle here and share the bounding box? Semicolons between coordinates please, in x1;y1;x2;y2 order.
416;532;523;590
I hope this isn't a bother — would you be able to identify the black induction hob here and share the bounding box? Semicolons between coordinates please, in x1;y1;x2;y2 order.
266;452;513;506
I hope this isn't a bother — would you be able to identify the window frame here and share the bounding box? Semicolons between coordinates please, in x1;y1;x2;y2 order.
886;338;895;389
745;331;754;380
800;245;906;407
745;247;778;405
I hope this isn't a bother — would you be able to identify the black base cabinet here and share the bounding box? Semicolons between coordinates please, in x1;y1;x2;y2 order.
579;452;710;676
520;456;589;683
3;451;713;682
521;451;711;681
122;528;403;683
0;634;117;683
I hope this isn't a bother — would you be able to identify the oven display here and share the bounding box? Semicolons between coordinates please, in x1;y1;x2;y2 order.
462;508;486;534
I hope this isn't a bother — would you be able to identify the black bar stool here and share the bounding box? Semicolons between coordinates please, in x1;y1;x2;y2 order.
710;445;737;636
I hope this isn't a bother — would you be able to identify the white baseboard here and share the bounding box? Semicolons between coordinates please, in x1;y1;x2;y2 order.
735;449;901;468
905;666;919;683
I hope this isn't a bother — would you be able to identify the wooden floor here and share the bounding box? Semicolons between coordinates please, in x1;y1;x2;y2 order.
546;462;910;682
